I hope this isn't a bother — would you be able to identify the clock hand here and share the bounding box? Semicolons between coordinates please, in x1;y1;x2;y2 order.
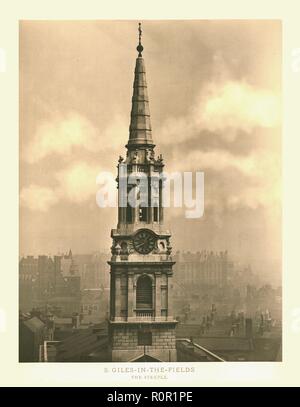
135;242;144;248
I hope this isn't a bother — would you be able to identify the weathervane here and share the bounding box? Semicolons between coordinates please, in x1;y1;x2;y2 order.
137;22;144;57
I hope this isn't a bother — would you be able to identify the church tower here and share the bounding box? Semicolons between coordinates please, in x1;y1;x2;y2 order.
108;23;177;362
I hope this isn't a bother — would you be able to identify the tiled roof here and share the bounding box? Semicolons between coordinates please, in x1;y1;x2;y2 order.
56;322;108;361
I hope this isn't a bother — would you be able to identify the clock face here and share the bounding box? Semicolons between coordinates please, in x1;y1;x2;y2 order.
133;230;156;254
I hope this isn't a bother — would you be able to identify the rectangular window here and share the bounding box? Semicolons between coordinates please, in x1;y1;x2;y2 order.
153;206;158;222
138;331;152;346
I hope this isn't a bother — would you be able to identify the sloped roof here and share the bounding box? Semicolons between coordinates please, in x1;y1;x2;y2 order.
53;316;73;325
23;317;45;332
130;354;162;362
194;337;252;352
56;322;108;361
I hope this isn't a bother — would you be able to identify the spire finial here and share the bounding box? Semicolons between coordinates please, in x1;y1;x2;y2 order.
137;22;144;57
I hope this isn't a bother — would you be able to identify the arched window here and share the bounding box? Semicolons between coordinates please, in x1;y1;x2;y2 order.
136;275;152;309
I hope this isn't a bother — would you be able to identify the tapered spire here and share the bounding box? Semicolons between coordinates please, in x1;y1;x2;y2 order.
127;23;154;148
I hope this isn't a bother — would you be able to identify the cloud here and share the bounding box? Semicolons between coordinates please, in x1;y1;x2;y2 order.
20;63;281;216
165;147;280;215
170;148;279;178
20;185;59;212
23;111;127;163
159;80;280;145
23;112;97;163
20;160;118;212
20;148;280;214
226;184;280;211
158;76;281;214
100;115;129;151
55;162;102;204
197;81;281;139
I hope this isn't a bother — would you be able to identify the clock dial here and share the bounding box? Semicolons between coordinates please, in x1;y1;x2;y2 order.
133;230;156;254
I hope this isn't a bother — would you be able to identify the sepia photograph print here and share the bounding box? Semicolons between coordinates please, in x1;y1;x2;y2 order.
19;20;281;363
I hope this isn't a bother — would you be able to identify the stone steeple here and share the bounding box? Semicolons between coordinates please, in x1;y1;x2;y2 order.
108;23;177;362
127;23;154;148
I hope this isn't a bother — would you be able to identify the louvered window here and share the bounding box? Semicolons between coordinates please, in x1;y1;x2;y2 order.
136;275;152;309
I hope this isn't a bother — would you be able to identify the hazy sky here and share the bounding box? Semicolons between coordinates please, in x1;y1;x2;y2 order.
20;20;281;276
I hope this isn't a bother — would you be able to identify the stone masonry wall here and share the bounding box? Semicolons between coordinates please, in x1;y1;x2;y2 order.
112;324;176;351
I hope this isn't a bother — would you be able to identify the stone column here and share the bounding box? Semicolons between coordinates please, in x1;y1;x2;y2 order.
131;190;137;224
159;178;163;223
167;272;174;320
155;272;162;319
150;175;159;223
148;175;153;223
118;163;127;225
131;164;139;224
109;271;114;319
115;272;121;320
133;276;137;318
127;272;134;320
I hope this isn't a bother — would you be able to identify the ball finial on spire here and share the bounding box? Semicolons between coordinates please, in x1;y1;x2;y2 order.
137;22;143;57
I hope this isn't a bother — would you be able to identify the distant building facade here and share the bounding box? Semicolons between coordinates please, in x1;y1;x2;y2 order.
80;288;109;320
173;250;231;288
19;256;38;311
73;253;110;289
34;254;81;315
19;252;81;316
